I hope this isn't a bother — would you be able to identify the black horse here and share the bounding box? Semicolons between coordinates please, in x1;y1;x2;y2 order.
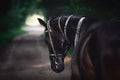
38;15;88;73
38;15;120;80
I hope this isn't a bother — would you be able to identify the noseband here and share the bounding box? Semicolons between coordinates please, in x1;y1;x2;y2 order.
46;15;85;58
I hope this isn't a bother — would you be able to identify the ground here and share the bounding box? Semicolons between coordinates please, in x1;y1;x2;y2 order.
0;25;71;80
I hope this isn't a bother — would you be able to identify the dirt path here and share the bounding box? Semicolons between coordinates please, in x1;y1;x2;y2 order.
0;26;71;80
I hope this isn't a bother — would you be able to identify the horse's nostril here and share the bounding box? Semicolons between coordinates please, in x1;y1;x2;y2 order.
55;59;62;65
52;66;64;73
51;61;64;73
50;56;65;73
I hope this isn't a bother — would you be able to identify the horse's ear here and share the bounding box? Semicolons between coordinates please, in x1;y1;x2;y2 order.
37;18;47;28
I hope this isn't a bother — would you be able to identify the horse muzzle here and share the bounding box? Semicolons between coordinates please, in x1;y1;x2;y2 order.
50;57;64;73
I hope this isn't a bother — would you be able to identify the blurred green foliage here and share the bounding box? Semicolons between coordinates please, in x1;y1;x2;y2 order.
0;0;46;47
43;0;120;20
67;46;74;57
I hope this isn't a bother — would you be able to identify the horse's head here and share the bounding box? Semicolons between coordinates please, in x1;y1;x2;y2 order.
38;18;70;73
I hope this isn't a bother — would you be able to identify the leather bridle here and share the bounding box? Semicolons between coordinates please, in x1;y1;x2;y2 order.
46;15;85;58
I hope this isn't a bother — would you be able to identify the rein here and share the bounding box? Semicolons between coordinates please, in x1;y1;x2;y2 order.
74;17;85;46
64;15;73;43
47;15;85;58
47;20;57;57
